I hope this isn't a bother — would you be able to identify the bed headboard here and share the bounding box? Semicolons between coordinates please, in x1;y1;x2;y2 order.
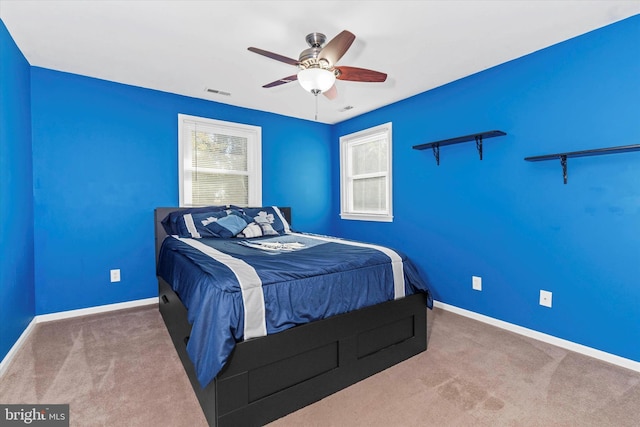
154;206;292;266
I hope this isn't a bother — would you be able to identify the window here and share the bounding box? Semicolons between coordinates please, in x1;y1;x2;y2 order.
178;114;261;207
340;122;393;222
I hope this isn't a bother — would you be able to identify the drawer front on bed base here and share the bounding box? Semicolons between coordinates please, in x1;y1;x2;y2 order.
158;278;191;350
216;292;427;426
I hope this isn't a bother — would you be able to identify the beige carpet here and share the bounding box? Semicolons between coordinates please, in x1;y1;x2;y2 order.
0;306;207;426
1;305;639;427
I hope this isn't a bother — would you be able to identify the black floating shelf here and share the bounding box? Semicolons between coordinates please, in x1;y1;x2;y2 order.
413;130;506;165
524;144;640;184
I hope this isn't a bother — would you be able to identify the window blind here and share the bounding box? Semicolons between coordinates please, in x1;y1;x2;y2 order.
179;114;261;207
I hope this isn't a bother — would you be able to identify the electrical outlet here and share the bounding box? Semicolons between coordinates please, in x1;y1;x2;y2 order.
472;276;482;291
110;269;121;283
540;290;552;308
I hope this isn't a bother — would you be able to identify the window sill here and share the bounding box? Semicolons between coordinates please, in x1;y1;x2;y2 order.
340;213;393;223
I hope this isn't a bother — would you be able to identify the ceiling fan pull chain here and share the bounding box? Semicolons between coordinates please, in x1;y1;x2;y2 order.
315;92;318;121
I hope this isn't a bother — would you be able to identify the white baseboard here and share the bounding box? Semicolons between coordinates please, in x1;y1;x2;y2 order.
35;297;157;323
0;297;158;377
434;301;640;373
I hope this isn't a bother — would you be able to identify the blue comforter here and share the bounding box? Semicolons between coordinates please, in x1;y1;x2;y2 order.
157;232;431;387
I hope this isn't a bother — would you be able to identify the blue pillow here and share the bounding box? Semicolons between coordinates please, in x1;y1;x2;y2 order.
161;205;235;235
241;206;291;235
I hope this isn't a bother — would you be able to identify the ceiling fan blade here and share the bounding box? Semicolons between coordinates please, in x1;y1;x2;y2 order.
248;47;300;66
335;66;387;82
323;84;338;100
319;30;355;66
262;74;298;88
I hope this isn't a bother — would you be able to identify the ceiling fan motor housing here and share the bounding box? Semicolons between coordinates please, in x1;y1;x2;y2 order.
305;32;326;48
299;33;331;70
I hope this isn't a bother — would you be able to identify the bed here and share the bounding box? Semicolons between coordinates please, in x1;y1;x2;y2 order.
155;206;431;426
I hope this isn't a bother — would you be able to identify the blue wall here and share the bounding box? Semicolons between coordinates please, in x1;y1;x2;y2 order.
0;21;35;359
30;68;332;315
332;15;640;362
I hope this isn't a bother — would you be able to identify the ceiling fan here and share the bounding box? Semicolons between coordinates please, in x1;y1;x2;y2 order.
248;30;387;100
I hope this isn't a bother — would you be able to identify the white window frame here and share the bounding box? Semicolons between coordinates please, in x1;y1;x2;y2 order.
340;122;393;222
178;113;262;207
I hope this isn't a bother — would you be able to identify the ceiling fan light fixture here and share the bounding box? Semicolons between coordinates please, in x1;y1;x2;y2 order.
297;68;335;94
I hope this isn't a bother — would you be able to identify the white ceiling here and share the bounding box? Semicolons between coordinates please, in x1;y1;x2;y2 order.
1;1;638;124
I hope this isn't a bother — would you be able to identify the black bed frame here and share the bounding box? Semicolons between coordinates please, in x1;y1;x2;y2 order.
155;207;427;426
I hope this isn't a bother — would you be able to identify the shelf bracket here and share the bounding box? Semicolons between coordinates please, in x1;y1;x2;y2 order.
432;143;440;166
560;155;568;184
475;135;483;160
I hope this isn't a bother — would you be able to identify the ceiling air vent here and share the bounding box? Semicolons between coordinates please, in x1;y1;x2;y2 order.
205;88;231;96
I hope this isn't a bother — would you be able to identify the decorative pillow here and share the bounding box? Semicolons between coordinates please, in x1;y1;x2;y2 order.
201;210;252;238
237;221;280;238
161;205;236;235
240;206;291;235
176;209;254;238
